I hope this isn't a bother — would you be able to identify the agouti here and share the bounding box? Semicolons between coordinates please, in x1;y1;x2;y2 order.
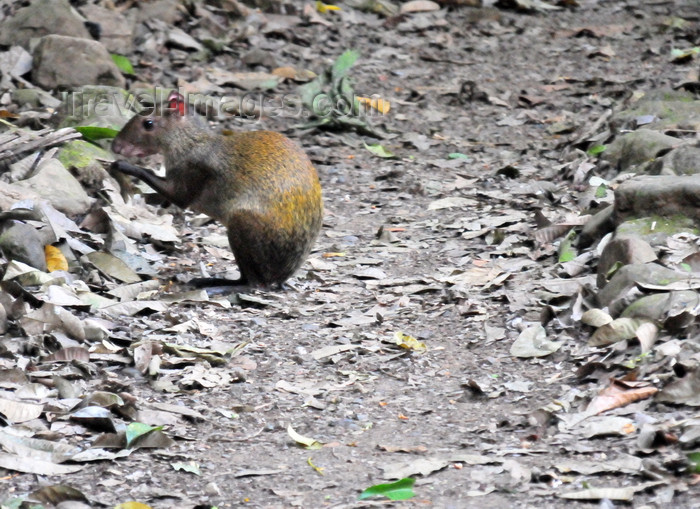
110;91;323;288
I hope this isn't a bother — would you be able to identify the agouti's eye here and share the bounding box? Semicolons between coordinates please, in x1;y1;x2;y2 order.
142;119;155;131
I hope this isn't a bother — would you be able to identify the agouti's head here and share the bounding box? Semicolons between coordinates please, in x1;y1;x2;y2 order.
112;91;190;158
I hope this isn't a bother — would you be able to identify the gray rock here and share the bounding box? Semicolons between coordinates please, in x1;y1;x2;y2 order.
54;86;135;131
56;140;118;194
597;237;657;288
0;0;91;49
621;290;700;331
11;158;93;217
0;181;43;211
646;144;700;176
0;45;33;80
242;48;278;68
0;221;47;271
12;88;61;109
610;88;700;133
133;0;185;25
579;205;615;249
615;216;699;248
57;140;114;170
614;175;700;225
601;129;680;172
32;35;125;89
79;4;134;55
598;263;691;313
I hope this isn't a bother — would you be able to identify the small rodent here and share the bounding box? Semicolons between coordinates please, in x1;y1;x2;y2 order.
110;91;323;288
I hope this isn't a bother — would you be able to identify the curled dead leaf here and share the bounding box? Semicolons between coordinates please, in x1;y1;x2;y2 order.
581;308;613;328
586;380;658;416
400;0;441;13
589;318;649;347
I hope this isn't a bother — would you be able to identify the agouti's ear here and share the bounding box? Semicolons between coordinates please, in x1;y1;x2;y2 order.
166;91;186;116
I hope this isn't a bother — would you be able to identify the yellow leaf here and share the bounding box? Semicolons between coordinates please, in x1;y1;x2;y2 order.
45;245;68;272
307;456;325;475
357;96;391;114
316;1;341;13
394;331;426;352
114;503;153;509
271;66;317;82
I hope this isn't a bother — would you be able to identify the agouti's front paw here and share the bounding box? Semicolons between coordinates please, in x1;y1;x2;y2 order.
110;160;144;177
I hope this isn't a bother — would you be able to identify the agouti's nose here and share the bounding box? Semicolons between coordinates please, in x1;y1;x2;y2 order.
111;137;125;155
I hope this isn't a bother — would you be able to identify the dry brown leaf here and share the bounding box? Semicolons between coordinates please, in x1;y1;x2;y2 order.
43;347;90;363
271;66;316;82
132;341;154;374
0;452;83;475
636;322;659;353
589;318;648;347
534;223;572;244
586;380;658;416
356;96;391;114
0;397;44;423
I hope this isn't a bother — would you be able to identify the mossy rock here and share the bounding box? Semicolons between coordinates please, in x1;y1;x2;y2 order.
54;86;136;131
610;89;700;133
57;140;113;170
601;129;679;171
616;215;699;247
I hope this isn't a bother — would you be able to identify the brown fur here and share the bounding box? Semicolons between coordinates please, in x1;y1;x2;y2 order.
111;93;323;287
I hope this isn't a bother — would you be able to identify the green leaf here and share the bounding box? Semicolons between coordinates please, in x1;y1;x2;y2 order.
558;229;577;263
0;497;27;509
298;80;324;112
74;126;120;142
594;183;608;198
359;478;415;501
670;46;700;62
125;422;163;448
111;54;134;74
448;152;469;159
364;143;396;158
337;76;355;101
332;50;359;79
688;452;700;474
295;49;385;137
587;144;606;156
605;260;624;280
